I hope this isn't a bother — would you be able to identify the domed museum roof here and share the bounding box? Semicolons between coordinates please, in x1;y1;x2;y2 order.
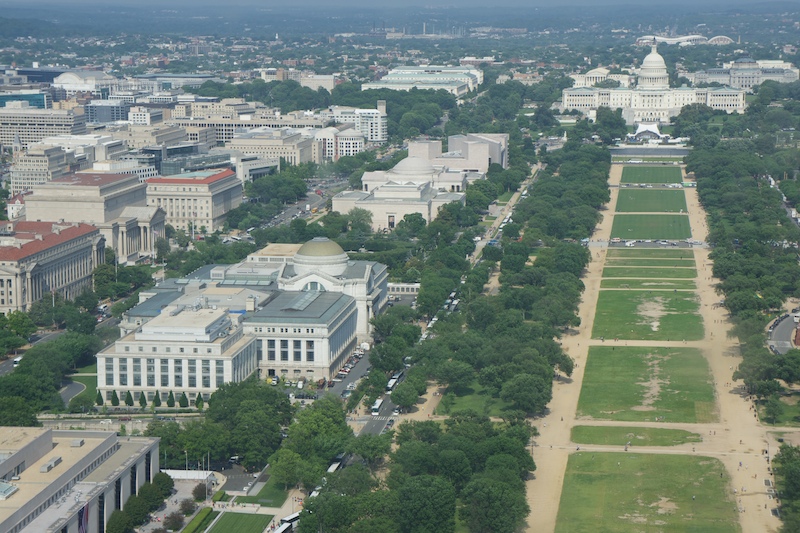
390;156;436;176
296;237;346;258
641;48;667;72
637;45;669;90
294;237;349;277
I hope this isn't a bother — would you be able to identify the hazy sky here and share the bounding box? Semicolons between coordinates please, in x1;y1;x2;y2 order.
0;0;773;6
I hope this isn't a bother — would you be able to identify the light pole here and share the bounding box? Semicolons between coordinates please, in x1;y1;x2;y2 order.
184;450;188;471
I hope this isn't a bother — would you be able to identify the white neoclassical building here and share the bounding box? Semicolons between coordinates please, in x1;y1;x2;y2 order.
562;46;747;125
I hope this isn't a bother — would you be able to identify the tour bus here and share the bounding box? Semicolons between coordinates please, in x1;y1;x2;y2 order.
275;523;292;533
13;356;22;367
327;462;341;474
371;398;384;416
280;512;301;529
386;378;398;393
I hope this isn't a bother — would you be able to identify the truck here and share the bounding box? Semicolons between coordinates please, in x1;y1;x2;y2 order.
305;204;311;212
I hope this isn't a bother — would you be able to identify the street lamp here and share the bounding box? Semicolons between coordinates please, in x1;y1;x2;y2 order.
184;450;188;471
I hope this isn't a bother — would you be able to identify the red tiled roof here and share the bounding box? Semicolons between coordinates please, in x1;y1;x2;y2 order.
0;222;98;262
146;169;235;185
48;173;137;188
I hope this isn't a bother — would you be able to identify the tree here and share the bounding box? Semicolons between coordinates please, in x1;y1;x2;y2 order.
106;509;133;533
347;432;393;471
500;374;552;415
139;392;147;408
153;391;162;407
269;448;305;489
192;482;207;501
111;390;120;406
765;394;784;425
125;391;134;407
391;381;420;411
155;238;171;262
6;310;36;339
0;397;39;426
153;472;175;498
195;395;204;411
179;392;189;408
163;512;184;531
435;360;475;394
96;390;104;406
397;475;456;533
460;477;529;533
347;207;373;234
68;392;96;414
179;498;196;516
167;390;175;407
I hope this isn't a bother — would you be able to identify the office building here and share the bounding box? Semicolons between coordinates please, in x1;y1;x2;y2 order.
85;100;130;124
226;128;314;165
39;134;128;163
321;101;388;144
106;124;187;150
146;169;242;232
0;427;159;533
128;106;163;125
562;46;747;125
687;58;800;91
0;102;86;149
97;306;258;404
25;173;165;265
315;125;365;162
0;90;50;109
362;66;483;97
0;220;104;313
10;145;72;195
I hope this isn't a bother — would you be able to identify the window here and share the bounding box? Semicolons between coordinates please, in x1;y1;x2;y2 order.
202;360;210;388
105;359;114;386
293;340;302;362
280;340;289;361
133;358;141;386
188;360;196;388
216;360;224;386
161;359;169;387
174;360;182;387
267;339;276;361
119;359;128;386
306;341;314;362
147;359;155;387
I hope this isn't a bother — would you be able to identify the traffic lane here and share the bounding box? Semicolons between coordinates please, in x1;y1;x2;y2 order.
220;464;259;494
770;314;796;354
0;329;67;376
60;380;86;404
0;358;14;376
358;397;399;436
326;352;371;398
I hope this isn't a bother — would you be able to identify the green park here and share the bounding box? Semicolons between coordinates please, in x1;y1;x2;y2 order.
208;512;274;533
592;290;703;341
610;214;692;240
606;248;694;259
576;346;716;423
599;279;696;290
555;453;739;533
604;258;695;267
615;189;688;213
602;266;697;279
571;426;703;446
620;166;684;184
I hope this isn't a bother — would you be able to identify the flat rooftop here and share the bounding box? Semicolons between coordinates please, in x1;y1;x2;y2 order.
46;173;137;188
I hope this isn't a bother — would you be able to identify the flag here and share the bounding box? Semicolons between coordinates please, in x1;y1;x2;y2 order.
77;504;89;533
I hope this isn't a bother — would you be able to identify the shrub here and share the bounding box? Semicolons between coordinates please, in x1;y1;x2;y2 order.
180;498;196;516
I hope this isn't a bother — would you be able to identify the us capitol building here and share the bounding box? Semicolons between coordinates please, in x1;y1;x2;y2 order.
561;46;747;125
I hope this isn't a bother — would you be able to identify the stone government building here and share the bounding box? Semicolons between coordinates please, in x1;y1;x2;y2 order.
561;46;747;125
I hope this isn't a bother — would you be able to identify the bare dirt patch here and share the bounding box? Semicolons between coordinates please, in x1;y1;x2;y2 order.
637;297;667;331
651;497;678;515
631;353;666;411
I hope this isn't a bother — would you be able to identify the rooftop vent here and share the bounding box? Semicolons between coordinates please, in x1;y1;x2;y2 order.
39;456;62;473
70;439;85;448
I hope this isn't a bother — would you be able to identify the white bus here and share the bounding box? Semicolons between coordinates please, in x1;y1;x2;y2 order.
13;356;22;367
371;398;384;416
327;462;341;474
386;378;398;393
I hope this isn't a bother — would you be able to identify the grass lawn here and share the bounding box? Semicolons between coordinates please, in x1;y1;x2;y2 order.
555;453;739;533
235;475;288;507
70;375;98;397
434;381;514;417
621;166;683;184
208;512;273;533
576;346;716;423
605;258;696;268
74;362;97;374
615;189;688;213
607;249;693;259
592;290;703;340
600;279;696;290
497;191;514;202
610;214;692;240
602;266;697;279
757;393;800;426
571;426;703;446
183;509;219;533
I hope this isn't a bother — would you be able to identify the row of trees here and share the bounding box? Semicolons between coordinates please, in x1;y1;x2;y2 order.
106;472;174;533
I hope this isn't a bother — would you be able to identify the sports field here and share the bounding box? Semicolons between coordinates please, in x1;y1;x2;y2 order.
208;513;273;533
555;453;739;533
615;189;687;213
610;214;692;240
620;166;683;184
592;290;703;340
576;346;716;423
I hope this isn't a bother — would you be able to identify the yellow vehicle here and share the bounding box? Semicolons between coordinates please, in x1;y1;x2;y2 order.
311;207;319;213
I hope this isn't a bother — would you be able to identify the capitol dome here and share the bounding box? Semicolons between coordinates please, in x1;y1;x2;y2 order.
390;157;436;176
294;237;349;277
638;46;669;89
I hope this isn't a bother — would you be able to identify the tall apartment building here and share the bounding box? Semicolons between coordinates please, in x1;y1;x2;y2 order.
10;145;71;194
97;306;258;404
0;427;159;533
226;127;314;165
0;220;105;313
315;125;365;162
0;102;86;149
146;169;242;232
